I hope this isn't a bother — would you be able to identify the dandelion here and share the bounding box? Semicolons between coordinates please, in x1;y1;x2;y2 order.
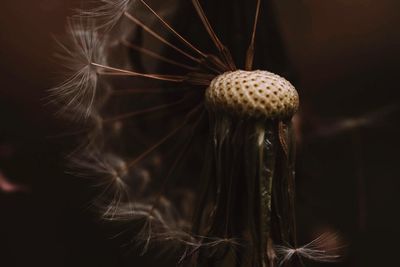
52;0;341;266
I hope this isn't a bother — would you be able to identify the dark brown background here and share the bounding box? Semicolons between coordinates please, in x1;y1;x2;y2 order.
1;0;399;266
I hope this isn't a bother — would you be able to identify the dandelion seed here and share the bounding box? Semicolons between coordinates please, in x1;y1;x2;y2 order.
77;0;134;31
274;232;343;265
68;151;132;217
50;19;107;119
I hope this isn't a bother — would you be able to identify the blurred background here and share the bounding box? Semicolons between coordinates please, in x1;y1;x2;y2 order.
0;0;399;266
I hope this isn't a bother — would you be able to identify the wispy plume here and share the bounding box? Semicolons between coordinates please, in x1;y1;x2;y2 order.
77;0;135;31
68;151;130;216
274;232;343;265
101;201;238;259
50;19;108;119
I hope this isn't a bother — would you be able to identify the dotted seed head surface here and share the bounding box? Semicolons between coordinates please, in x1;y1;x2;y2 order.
206;70;299;119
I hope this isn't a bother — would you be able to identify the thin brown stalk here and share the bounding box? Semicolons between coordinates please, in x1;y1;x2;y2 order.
121;40;198;71
103;97;186;122
111;88;187;96
191;0;236;70
124;12;201;64
149;110;206;211
245;0;261;71
92;62;185;82
127;104;203;167
139;0;207;58
185;72;216;86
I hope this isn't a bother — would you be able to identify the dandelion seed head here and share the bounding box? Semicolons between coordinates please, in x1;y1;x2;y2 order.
206;70;299;119
53;0;308;265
